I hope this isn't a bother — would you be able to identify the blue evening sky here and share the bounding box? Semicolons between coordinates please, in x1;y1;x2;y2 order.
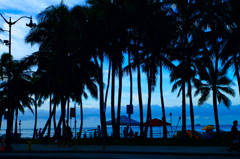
0;0;239;129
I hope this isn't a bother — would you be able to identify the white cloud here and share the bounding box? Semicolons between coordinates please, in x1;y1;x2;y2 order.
0;0;86;15
194;116;199;119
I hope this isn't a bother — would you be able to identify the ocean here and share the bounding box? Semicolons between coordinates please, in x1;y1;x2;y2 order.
0;125;237;138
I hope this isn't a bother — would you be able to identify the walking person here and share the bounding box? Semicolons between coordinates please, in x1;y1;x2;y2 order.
62;127;73;147
130;128;133;137
61;128;68;147
227;120;240;152
123;127;127;138
93;125;102;147
67;126;73;147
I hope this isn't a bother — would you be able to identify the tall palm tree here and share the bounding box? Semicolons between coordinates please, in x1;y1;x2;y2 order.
221;0;240;97
0;59;34;139
164;0;206;140
25;1;73;136
28;74;43;139
197;0;230;138
195;60;235;137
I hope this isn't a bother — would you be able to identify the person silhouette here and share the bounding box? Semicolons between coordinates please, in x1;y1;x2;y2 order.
227;120;240;152
39;128;42;139
93;125;102;147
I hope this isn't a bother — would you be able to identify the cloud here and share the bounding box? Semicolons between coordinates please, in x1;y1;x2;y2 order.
194;116;199;119
0;0;86;15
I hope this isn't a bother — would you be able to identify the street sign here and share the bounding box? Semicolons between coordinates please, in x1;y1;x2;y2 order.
127;105;133;114
70;108;75;117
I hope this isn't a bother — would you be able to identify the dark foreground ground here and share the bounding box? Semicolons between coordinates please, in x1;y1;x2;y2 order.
0;153;239;159
0;143;240;158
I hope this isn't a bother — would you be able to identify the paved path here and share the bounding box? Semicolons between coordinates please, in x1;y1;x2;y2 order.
0;144;239;157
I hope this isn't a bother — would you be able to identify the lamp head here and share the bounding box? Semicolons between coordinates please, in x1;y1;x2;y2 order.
26;17;36;28
3;40;9;45
170;112;172;116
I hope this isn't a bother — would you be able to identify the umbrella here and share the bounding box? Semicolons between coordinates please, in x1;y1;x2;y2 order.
202;125;215;130
143;118;171;126
106;115;140;126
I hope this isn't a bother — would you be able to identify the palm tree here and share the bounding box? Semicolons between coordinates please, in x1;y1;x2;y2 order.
25;1;72;136
23;72;44;140
163;0;207;140
194;60;235;137
0;59;34;139
221;0;240;97
197;0;230;138
0;52;9;131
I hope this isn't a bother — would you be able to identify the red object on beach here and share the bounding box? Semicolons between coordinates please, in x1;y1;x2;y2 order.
143;118;171;126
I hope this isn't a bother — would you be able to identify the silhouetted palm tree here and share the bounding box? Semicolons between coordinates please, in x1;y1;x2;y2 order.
221;0;240;97
195;60;235;137
164;0;206;140
0;59;34;139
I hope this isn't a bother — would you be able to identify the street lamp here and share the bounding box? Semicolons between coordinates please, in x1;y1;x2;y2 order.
0;13;36;150
170;112;172;137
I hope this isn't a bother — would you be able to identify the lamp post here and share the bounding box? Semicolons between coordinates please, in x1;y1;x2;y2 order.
0;13;36;150
170;112;172;137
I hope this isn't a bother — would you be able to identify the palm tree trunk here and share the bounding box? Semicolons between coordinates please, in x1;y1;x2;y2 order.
99;52;107;144
136;38;144;139
47;95;52;138
41;103;56;138
181;33;187;141
111;61;116;138
53;102;57;133
234;55;240;96
14;109;18;138
11;108;14;131
78;96;83;138
127;50;133;132
214;53;220;138
188;78;195;139
67;97;69;127
144;60;152;138
187;56;195;139
33;99;37;139
150;61;153;139
117;57;122;138
61;95;66;134
160;62;167;138
212;90;220;138
41;96;65;138
104;60;111;108
0;113;2;131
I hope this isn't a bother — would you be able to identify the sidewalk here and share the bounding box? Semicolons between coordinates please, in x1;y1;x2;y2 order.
0;144;239;157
